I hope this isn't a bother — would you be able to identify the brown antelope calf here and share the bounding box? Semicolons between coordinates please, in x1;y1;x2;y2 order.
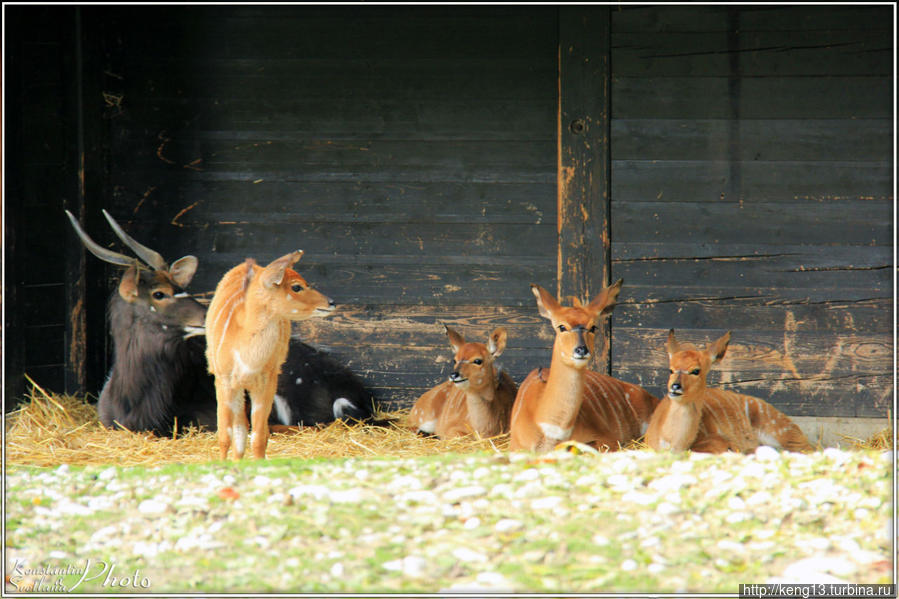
408;326;517;439
509;281;658;453
205;251;335;460
645;330;813;453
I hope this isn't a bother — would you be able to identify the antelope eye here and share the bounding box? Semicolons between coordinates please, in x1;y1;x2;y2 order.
589;325;597;333
152;291;166;300
558;324;567;332
472;359;483;365
291;283;303;293
669;369;674;374
690;369;701;376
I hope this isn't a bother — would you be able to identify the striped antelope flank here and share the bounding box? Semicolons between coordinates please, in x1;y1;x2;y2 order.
645;330;813;453
205;251;336;460
407;326;517;439
509;281;659;453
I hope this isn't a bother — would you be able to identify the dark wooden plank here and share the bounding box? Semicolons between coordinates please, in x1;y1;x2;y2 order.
107;140;556;185
611;119;892;162
611;200;891;246
558;7;613;372
292;304;554;351
94;6;558;61
122;98;556;141
190;259;554;308
612;30;892;77
124;181;556;226
612;5;892;34
612;161;892;203
612;299;892;333
612;77;894;119
611;251;891;301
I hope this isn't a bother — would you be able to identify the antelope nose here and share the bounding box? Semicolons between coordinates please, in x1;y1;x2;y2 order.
572;345;590;359
669;382;683;395
328;299;336;308
449;371;464;383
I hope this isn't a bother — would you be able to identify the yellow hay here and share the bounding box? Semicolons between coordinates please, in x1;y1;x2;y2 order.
5;388;509;468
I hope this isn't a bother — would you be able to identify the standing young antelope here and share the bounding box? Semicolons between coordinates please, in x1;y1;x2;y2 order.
509;280;658;453
408;325;517;439
205;251;335;460
645;330;813;453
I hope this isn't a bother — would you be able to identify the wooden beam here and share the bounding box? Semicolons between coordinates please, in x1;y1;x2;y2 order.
557;7;612;372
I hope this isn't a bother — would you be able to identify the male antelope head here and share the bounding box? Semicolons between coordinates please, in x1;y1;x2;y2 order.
247;251;336;321
445;325;507;395
666;329;731;402
66;209;206;337
531;280;622;369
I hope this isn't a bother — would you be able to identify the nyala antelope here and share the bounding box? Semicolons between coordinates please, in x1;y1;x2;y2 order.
509;280;658;453
645;330;813;453
408;325;517;439
205;251;336;460
67;211;373;437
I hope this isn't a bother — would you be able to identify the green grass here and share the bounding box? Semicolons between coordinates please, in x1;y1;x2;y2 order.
5;449;893;593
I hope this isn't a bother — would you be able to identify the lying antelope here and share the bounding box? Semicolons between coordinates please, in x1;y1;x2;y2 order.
206;252;336;459
407;325;517;439
645;330;813;453
67;210;373;436
66;209;216;435
509;281;658;453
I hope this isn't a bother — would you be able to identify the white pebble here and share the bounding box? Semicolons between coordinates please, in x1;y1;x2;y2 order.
330;563;344;577
727;496;746;510
649;474;696;493
288;485;330;500
329;489;364;504
621;559;638;571
754;446;780;461
138;498;169;515
530;496;563;510
443;486;487;502
725;512;748;524
97;467;117;481
495;519;524;533
452;547;488;563
592;534;610;546
384;555;427;577
656;502;680;516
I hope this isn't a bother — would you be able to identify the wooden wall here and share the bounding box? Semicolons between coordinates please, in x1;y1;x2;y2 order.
75;6;560;410
4;5;893;419
609;6;893;417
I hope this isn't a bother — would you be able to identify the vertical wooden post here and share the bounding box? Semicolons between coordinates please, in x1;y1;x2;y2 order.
64;7;87;393
557;7;612;372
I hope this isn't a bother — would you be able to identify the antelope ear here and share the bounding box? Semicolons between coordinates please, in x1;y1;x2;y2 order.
531;284;561;321
586;278;623;318
487;327;507;358
707;331;732;365
261;250;303;288
444;325;465;354
666;329;680;360
118;265;141;302
168;255;198;288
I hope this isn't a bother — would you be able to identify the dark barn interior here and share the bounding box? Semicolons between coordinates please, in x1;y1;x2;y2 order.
4;6;893;422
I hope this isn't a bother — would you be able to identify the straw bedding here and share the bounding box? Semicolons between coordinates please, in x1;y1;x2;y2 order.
5;381;508;467
5;380;890;467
